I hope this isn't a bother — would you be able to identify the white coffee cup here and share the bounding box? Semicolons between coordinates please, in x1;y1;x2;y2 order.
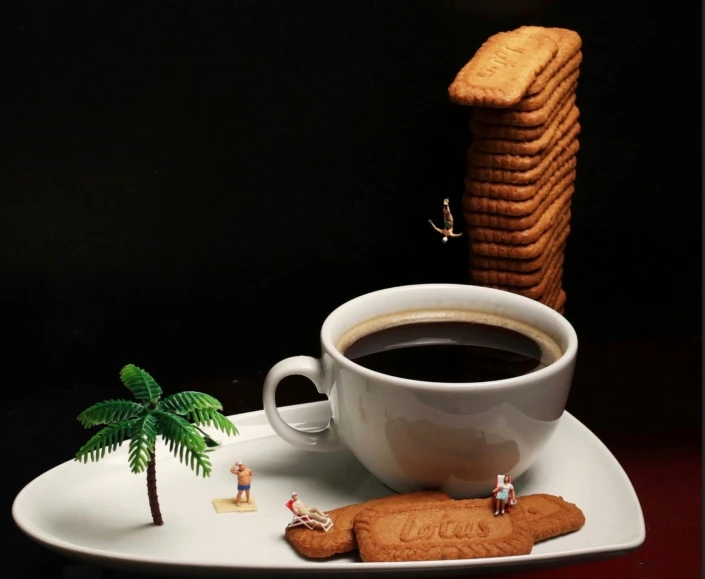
263;284;578;498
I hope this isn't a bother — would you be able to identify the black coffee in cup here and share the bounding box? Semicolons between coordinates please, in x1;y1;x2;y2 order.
337;309;562;383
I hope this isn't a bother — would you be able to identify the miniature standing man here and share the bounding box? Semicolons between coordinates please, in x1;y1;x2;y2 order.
290;492;330;523
230;461;254;506
429;198;463;243
493;474;516;516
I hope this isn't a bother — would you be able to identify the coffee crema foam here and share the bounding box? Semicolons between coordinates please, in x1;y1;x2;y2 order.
335;309;563;372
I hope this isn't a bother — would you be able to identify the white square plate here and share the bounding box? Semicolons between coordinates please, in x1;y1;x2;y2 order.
13;402;645;577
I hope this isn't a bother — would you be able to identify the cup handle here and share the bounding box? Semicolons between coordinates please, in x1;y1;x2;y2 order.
263;356;343;452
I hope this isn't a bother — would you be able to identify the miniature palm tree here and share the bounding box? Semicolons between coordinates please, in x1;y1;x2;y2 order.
75;364;238;525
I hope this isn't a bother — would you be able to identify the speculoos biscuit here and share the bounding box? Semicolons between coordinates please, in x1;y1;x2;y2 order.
486;262;563;300
468;190;572;245
470;243;566;287
464;170;575;230
464;162;576;217
467;105;578;171
518;494;585;542
472;73;579;127
448;27;559;108
469;218;569;271
467;123;580;185
470;102;579;159
470;206;571;259
517;52;582;110
470;89;575;141
539;273;563;307
526;28;582;96
555;290;567;314
284;490;452;559
465;139;579;200
354;499;534;563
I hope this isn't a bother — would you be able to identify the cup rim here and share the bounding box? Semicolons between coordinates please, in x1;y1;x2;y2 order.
320;283;578;392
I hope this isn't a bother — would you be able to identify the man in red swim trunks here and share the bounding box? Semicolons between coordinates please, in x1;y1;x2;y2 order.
230;461;254;506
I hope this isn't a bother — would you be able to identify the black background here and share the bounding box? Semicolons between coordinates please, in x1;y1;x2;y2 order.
4;0;701;386
3;1;702;578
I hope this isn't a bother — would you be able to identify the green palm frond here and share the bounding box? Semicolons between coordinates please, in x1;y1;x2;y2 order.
75;421;135;463
201;434;222;451
128;414;158;474
159;391;223;415
154;411;212;477
189;408;239;437
77;400;145;428
120;364;163;405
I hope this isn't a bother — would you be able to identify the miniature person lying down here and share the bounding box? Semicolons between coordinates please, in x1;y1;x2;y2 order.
290;492;331;523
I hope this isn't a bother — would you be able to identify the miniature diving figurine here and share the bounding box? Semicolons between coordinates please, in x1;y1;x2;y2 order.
231;461;254;506
493;474;516;516
429;198;463;243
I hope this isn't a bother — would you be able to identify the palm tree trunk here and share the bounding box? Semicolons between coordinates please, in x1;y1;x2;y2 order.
146;450;164;525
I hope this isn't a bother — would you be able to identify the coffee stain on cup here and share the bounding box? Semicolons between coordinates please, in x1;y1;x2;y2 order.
384;415;520;484
358;395;368;425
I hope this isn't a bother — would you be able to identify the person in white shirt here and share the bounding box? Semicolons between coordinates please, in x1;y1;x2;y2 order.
493;474;515;516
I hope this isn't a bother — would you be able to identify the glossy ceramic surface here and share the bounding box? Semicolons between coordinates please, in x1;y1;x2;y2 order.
13;401;645;577
264;284;578;496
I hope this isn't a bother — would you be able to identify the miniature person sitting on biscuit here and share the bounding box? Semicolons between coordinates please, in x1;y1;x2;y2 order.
429;198;463;243
290;492;331;524
493;474;515;516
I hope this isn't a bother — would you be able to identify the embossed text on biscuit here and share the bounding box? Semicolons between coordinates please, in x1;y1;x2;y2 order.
476;44;527;78
399;512;498;542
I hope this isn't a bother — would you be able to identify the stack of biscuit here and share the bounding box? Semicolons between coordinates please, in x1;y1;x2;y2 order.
448;26;582;314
